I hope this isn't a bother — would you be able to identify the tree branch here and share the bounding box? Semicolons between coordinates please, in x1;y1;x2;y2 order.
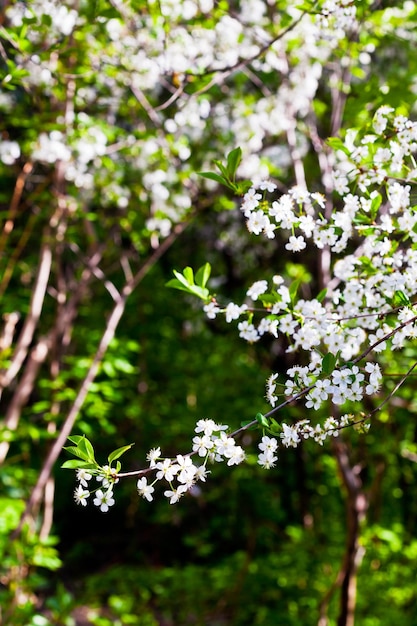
0;237;52;397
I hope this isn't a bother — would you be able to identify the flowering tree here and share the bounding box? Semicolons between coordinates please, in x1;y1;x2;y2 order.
2;0;417;624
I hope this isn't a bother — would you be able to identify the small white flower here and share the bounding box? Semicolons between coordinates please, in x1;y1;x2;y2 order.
147;447;161;468
226;445;245;466
285;235;306;252
238;320;259;342
164;485;188;504
195;418;228;436
204;301;221;319
155;459;179;482
258;450;277;469
225;302;247;323
311;192;326;208
93;489;115;512
95;465;118;488
214;431;236;458
76;468;92;487
247;280;268;301
137;477;155;502
74;485;89;506
247;209;268;235
194;465;209;482
257;179;277;192
259;436;278;453
192;434;213;456
280;423;301;448
242;187;262;212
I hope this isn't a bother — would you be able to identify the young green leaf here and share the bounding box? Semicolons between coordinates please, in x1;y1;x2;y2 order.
255;412;270;428
183;266;194;284
165;277;193;293
186;285;210;300
108;443;134;464
195;263;211;288
213;159;229;179
370;192;382;218
321;352;338;375
67;435;86;446
166;268;195;293
77;436;96;462
269;418;281;435
63;445;92;462
61;460;98;470
317;288;327;303
326;136;351;156
289;279;300;304
234;180;253;195
198;171;230;186
172;269;192;287
393;290;411;306
226;147;242;181
64;435;96;462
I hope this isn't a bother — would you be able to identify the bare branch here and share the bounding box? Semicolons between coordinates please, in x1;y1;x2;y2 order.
0;239;52;395
0;335;51;464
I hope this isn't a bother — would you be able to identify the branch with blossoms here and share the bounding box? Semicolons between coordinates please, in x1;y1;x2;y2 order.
64;106;417;511
64;314;417;512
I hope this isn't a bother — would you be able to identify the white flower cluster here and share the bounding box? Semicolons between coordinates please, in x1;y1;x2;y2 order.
74;465;118;512
282;413;356;447
203;108;417;414
266;361;383;412
137;419;245;505
316;0;358;41
75;411;362;510
257;414;358;469
6;0;79;42
73;419;246;509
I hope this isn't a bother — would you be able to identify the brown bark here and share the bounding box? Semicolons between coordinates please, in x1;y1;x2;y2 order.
318;440;368;626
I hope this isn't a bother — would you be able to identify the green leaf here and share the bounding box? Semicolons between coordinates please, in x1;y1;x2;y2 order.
172;269;192;288
289;279;300;304
213;159;229;179
198;171;229;186
183;266;194;284
64;435;96;462
393;290;411;306
32;545;62;570
61;460;98;470
258;293;279;306
327;136;351;156
322;352;338;375
226;147;242;181
63;445;91;462
187;285;210;300
195;263;211;288
234;180;253;195
255;412;270;428
370;192;382;218
77;436;96;462
166;278;209;300
269;418;281;435
317;288;327;303
108;443;134;464
67;435;86;446
165;277;194;293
